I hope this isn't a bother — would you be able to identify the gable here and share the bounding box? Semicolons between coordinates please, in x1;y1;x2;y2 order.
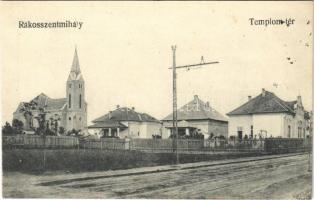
162;95;228;122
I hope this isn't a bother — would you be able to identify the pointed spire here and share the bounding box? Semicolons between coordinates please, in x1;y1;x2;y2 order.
71;47;81;74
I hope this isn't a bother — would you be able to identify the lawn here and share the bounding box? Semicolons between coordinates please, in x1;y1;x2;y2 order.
3;148;263;173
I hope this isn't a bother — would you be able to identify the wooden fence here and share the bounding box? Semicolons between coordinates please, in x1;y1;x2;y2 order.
3;135;79;148
3;135;311;153
203;138;265;152
129;138;204;152
79;138;129;150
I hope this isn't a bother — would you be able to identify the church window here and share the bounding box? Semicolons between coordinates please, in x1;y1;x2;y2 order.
69;94;71;108
79;94;82;108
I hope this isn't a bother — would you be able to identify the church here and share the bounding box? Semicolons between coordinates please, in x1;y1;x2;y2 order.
13;48;87;134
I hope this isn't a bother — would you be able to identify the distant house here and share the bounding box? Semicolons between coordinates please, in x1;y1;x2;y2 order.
161;95;228;139
88;106;162;138
227;88;311;139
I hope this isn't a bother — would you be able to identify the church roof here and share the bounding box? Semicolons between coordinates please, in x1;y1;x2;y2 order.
71;47;81;74
14;93;67;113
92;107;160;123
162;95;228;122
227;90;296;116
68;48;84;81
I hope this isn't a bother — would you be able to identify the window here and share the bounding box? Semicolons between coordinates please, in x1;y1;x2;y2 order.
288;125;291;138
69;117;71;121
79;117;81;121
79;84;81;88
69;94;71;108
79;94;82;108
69;84;71;88
237;127;243;139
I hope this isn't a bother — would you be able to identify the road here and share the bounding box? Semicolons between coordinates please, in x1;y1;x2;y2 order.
3;154;312;199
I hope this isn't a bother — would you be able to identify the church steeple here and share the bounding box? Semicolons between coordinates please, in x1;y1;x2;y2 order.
66;47;87;132
71;47;81;74
68;47;83;81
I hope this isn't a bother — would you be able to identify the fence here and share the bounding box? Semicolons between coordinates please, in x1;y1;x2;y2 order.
129;138;204;152
2;135;79;148
264;138;312;153
3;135;312;154
79;138;128;150
203;138;265;152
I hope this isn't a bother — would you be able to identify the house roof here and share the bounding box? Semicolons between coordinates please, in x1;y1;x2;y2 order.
88;121;127;128
227;90;296;116
162;95;228;122
92;107;160;123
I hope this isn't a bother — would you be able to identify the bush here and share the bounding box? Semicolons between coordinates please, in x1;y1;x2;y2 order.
2;122;14;135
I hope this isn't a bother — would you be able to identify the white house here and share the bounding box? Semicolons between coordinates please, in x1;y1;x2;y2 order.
88;106;162;139
227;89;311;139
162;95;228;139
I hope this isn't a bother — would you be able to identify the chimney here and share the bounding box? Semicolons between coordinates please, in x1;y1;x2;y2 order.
262;88;266;97
248;96;252;101
132;107;135;111
116;105;120;109
194;95;199;100
109;111;112;119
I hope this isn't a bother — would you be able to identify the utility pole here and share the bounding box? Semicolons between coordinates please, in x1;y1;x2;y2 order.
170;46;219;165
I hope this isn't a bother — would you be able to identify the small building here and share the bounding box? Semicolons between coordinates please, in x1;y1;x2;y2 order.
88;106;162;138
227;88;311;139
161;95;228;139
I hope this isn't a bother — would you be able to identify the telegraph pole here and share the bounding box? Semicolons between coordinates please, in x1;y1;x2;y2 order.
170;46;219;165
171;46;179;164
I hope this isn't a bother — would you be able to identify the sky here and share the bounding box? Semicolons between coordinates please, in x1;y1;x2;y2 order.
0;1;312;125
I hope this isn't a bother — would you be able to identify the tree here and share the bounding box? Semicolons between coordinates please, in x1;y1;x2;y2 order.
12;119;24;134
2;122;13;135
59;127;65;135
67;129;81;137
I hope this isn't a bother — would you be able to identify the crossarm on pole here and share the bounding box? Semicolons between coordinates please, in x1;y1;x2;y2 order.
168;61;219;69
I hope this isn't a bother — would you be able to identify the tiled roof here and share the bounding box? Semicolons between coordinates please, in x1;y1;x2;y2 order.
92;107;160;123
15;93;67;113
45;98;67;110
88;121;127;128
31;93;67;110
162;95;228;122
227;90;296;116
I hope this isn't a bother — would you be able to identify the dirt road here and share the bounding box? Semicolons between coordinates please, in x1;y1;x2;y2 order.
3;154;312;199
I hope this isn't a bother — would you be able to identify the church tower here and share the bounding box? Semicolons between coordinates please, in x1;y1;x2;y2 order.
65;48;87;132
